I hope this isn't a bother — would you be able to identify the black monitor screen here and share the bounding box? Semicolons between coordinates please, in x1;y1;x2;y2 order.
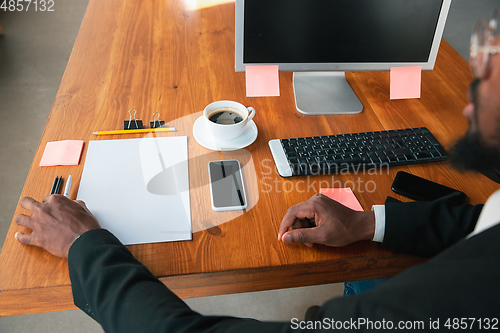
243;0;444;64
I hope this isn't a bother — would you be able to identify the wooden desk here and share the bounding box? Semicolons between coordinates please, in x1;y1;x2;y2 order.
1;0;498;317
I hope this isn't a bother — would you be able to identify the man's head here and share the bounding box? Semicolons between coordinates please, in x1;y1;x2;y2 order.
449;34;500;174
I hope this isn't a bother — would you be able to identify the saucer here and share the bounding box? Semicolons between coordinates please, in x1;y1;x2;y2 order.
192;116;258;151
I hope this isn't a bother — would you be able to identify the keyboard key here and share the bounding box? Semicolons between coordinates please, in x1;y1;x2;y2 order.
434;145;447;157
388;130;399;137
387;156;398;163
392;147;411;155
404;153;415;161
343;157;370;165
379;155;390;164
309;163;321;174
414;151;433;160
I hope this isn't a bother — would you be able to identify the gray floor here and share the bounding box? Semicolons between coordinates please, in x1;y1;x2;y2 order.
0;0;498;331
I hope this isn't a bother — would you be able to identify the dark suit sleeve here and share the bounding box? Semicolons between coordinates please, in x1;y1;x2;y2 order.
380;197;483;258
68;229;287;333
67;220;496;331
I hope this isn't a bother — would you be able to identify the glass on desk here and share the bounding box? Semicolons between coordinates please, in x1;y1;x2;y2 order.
470;8;500;79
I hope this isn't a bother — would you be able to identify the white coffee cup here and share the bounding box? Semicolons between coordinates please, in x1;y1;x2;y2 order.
203;101;256;141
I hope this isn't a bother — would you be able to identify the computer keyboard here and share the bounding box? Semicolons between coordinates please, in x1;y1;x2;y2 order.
268;127;448;177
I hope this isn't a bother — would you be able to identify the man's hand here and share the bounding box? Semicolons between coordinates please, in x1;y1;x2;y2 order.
15;195;101;258
278;194;375;247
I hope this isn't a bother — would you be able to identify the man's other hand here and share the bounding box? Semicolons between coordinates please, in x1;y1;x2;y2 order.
15;195;101;258
278;194;375;248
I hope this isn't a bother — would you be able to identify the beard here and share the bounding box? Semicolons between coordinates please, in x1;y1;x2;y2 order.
449;128;500;174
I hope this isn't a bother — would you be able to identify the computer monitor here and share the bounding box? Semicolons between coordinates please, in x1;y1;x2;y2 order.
235;0;452;115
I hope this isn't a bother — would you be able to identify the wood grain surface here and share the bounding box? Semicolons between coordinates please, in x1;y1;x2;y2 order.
1;0;498;316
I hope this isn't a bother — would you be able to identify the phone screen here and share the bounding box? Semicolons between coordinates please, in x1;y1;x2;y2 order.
391;171;467;205
208;160;247;210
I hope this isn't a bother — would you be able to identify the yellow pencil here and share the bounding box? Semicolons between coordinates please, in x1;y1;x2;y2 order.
92;127;177;135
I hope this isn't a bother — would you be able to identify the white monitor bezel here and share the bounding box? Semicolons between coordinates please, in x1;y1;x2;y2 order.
235;0;452;72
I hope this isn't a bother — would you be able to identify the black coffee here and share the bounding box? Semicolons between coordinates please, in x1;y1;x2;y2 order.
208;110;244;125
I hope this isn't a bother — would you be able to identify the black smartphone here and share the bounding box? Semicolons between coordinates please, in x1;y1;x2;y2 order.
208;160;247;211
391;171;467;205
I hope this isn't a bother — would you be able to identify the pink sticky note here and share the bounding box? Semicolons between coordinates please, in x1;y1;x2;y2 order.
245;65;280;97
40;140;84;167
319;188;363;211
390;66;422;100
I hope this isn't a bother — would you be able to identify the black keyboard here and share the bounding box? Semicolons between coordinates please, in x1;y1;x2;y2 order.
268;127;448;177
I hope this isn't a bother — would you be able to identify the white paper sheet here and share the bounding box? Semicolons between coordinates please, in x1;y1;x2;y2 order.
77;137;191;245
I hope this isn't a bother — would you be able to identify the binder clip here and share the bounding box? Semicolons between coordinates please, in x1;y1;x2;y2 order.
124;109;143;130
150;112;165;128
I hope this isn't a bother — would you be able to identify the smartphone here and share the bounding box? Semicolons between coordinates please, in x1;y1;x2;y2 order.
208;160;247;211
391;171;467;205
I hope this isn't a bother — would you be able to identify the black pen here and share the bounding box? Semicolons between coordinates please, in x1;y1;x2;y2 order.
54;176;63;195
50;176;59;195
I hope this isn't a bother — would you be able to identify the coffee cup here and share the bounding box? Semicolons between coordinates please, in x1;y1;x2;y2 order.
203;101;256;141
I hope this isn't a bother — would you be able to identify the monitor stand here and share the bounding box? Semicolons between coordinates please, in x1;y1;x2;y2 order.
293;71;363;115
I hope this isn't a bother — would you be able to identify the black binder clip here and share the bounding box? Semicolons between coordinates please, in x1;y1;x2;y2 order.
124;109;143;130
150;112;165;128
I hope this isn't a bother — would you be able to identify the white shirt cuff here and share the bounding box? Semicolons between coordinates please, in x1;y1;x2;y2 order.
371;205;386;242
